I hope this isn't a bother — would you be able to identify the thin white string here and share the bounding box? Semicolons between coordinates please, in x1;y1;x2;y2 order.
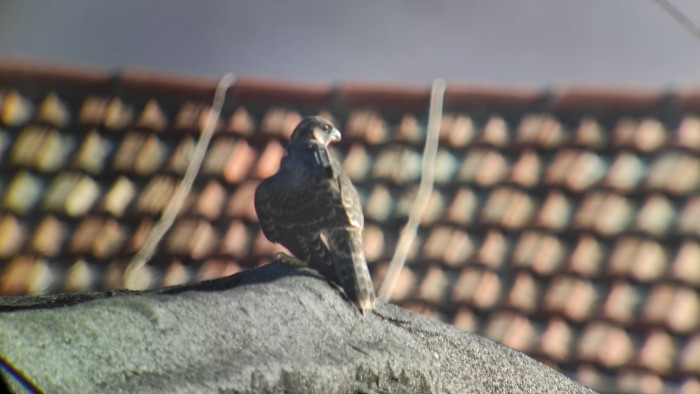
378;78;446;301
123;73;236;288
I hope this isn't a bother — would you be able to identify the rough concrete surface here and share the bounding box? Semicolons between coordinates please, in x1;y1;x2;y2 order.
0;264;593;393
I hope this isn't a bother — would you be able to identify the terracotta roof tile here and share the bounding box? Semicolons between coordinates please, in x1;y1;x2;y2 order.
646;152;700;195
196;259;240;282
260;108;301;139
543;276;598;321
670;241;700;286
4;170;44;216
601;281;641;324
634;118;667;153
637;329;677;375
543;149;577;187
103;98;134;130
666;287;700;334
534;191;572;230
101;176;136;217
69;217;103;255
220;220;251;259
165;218;218;259
0;214;27;258
512;231;565;276
394;114;424;144
571;117;606;149
373;146;421;184
674;116;700;152
634;194;676;236
506;272;540;313
36;92;70;128
452;268;502;309
221;139;257;184
539;318;573;362
165;136;195;175
677;197;700;237
616;370;664;394
573;192;633;236
161;261;191;287
643;284;676;326
417;266;450;304
2;90;34;126
226;107;255;136
563;151;606;192
63;260;95;292
226;181;259;221
0;256;36;295
378;264;418;303
445;188;478;226
479;116;510;147
602;152;646;192
136;176;175;215
364;185;393;221
508;150;541;187
576;322;635;368
73;130;112;174
11;125;48;168
133;99;167;131
607;238;667;282
516;114;565;149
78;95;108;126
484;311;537;353
345;110;389;144
439;114;475;148
442;229;474;268
422;226;453;262
202;137;235;177
474;230;509;269
30;215;65;257
451;307;479;332
194;180;226;220
433;149;459;184
92;219;126;259
342;144;372;183
362;224;385;262
133;134;167;175
566;236;605;277
252;140;285;180
679;335;700;375
481;187;535;230
173;101;205;131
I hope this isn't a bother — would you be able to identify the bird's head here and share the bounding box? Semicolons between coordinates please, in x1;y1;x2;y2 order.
289;116;341;148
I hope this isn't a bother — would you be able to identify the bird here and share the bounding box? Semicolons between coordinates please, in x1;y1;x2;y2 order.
254;116;376;313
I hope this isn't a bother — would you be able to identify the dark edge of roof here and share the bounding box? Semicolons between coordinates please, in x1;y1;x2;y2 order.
551;86;666;112
1;57;699;112
0;58;113;91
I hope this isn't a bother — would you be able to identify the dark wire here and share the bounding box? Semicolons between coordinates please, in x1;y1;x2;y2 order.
653;0;700;41
0;355;43;394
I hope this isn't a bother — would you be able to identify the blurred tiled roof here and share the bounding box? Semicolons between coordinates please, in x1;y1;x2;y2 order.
1;58;699;392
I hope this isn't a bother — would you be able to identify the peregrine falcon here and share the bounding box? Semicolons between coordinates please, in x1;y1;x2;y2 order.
254;116;376;313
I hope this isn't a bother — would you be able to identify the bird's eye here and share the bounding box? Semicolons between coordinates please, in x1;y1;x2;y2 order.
321;124;331;132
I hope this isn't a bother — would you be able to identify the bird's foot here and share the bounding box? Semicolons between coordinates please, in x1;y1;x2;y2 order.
275;252;309;268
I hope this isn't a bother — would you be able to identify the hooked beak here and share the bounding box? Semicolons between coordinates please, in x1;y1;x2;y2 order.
329;127;341;143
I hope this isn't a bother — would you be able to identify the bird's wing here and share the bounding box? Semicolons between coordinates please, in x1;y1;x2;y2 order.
254;170;354;243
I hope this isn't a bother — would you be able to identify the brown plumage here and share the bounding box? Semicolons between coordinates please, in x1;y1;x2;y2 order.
254;116;376;312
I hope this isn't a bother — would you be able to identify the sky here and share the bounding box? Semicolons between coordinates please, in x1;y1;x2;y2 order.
0;0;699;87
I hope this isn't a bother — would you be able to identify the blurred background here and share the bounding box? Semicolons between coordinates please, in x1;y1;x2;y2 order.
1;1;700;393
1;0;700;85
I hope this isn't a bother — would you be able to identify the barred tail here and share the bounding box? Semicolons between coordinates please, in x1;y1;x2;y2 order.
329;229;376;313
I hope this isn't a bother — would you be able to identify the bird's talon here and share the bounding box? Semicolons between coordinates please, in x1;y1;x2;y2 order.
275;252;308;267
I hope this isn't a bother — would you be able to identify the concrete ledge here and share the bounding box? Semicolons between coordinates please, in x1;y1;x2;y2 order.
0;264;592;393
